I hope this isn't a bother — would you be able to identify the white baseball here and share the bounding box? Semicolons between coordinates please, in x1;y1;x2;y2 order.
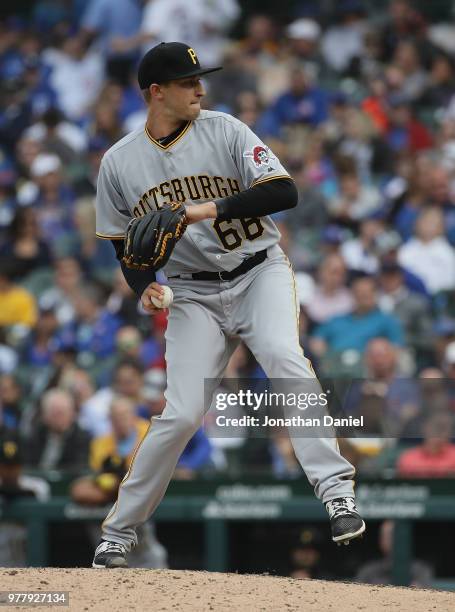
150;285;174;309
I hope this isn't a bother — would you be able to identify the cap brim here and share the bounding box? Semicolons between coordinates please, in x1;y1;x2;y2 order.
164;66;223;82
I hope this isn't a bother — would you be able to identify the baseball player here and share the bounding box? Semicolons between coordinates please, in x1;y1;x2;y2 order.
93;42;365;568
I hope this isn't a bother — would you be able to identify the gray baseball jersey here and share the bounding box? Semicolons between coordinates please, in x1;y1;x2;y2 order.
95;110;290;276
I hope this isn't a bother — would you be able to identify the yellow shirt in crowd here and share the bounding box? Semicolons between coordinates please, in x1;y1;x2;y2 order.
90;418;150;472
0;287;38;328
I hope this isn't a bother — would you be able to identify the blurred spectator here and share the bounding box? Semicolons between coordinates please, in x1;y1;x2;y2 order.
281;161;330;268
270;434;300;479
141;368;167;420
398;207;455;295
39;257;82;325
73;135;109;196
23;107;88;162
0;330;18;376
391;40;427;102
88;99;124;146
321;0;368;74
116;326;161;371
173;428;213;480
444;342;455;414
355;520;433;586
378;261;433;358
0;149;18;238
78;359;146;436
420;54;455;110
59;367;97;416
0;75;34;155
445;341;455;378
15;135;42;180
340;217;385;274
43;34;104;121
57;283;122;368
386;96;433;154
209;50;257;113
362;76;390;134
329;171;381;226
0;259;37;330
89;396;149;475
0;207;51;279
0;435;50;567
72;196;118;278
140;0;239;66
380;0;427;62
397;412;455;478
21;305;59;368
425;166;455;246
0;374;25;431
346;338;419;439
390;157;428;242
311;275;403;356
81;0;142;86
286;18;323;79
289;527;332;580
23;153;76;249
0;435;49;501
399;368;450;440
258;64;329;138
334;107;389;182
25;387;91;470
305;254;353;324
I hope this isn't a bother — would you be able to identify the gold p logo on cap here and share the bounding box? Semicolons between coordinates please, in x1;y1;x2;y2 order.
187;48;198;65
4;441;17;458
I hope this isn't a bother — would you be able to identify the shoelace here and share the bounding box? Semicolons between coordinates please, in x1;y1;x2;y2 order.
99;541;125;555
326;498;357;519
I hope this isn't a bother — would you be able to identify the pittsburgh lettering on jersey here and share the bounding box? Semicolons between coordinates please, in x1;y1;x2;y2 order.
132;175;240;217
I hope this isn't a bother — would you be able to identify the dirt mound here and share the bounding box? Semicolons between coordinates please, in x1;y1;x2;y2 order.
1;568;453;611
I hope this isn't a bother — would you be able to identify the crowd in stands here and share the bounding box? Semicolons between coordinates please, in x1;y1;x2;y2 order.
1;0;455;490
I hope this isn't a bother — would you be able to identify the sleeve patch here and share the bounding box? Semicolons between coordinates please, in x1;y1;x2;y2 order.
243;145;276;169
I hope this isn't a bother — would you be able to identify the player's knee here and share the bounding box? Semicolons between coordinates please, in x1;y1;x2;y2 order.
259;342;312;377
173;411;203;437
260;341;300;366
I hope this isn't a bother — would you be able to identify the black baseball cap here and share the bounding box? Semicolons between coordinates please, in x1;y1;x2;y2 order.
138;42;222;89
0;437;22;466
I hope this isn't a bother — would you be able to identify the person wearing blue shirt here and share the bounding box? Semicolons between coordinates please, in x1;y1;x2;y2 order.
81;0;143;84
257;65;329;138
311;274;403;355
175;428;213;478
57;284;122;362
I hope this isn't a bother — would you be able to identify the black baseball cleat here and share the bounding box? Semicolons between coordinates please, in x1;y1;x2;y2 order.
92;540;128;568
325;497;366;546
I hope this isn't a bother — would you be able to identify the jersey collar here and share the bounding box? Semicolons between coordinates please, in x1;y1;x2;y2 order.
144;120;192;150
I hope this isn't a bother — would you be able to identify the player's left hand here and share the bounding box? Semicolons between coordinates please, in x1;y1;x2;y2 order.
184;202;217;225
141;282;165;314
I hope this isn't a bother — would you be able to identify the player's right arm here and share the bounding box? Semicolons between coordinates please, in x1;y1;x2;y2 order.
183;115;298;224
95;156;162;312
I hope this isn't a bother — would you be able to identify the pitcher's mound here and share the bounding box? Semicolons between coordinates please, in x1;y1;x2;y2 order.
1;568;454;611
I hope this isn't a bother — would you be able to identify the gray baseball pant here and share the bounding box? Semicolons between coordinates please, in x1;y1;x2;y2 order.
102;245;355;550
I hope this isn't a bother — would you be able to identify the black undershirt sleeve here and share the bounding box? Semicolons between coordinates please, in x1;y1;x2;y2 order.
111;239;156;297
215;178;298;221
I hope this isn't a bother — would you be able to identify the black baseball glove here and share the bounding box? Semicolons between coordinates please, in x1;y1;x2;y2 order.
122;202;187;271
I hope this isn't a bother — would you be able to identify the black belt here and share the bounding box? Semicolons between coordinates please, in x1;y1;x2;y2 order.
169;249;267;281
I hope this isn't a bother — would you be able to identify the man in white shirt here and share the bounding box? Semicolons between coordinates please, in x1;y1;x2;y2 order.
398;207;455;294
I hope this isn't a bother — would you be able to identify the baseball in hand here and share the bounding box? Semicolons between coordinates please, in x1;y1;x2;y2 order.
151;285;174;309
